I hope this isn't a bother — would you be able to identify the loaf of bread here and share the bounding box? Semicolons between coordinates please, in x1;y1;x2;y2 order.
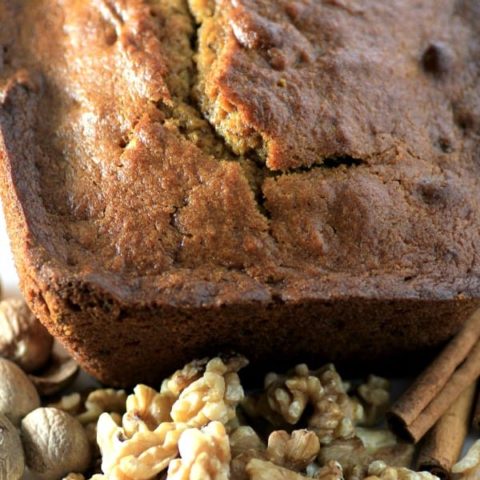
1;0;479;385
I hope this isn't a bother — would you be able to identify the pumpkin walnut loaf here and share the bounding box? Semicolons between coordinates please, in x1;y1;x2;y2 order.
0;0;479;385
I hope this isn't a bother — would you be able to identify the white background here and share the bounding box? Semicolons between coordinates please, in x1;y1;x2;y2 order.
0;200;20;299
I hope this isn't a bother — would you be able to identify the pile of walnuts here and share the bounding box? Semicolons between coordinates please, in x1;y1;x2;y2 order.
1;297;478;480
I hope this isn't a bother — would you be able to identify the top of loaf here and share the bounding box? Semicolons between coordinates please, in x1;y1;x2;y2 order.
1;0;480;305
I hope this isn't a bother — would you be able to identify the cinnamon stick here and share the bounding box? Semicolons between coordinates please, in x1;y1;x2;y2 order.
473;385;480;430
388;310;480;442
416;383;476;480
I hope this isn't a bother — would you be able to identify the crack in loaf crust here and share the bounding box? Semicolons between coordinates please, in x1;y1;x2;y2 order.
1;0;480;384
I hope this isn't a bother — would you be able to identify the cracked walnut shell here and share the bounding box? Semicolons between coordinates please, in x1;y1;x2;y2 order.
0;299;53;373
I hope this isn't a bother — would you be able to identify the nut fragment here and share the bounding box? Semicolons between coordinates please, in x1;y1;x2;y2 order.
163;358;210;397
171;356;248;427
366;460;439;480
123;384;172;436
49;392;83;415
21;407;91;480
357;376;390;427
93;358;242;479
250;363;362;444
319;431;413;477
267;430;320;471
308;365;362;444
319;437;370;475
77;388;127;425
314;460;344;480
120;359;212;438
356;428;397;453
0;413;25;480
0;357;40;424
230;426;265;458
230;427;266;480
0;298;53;372
167;421;231;479
246;458;312;479
97;413;184;479
452;439;480;480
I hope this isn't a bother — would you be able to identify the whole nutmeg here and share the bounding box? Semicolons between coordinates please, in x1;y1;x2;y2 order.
0;413;25;480
21;407;91;480
0;358;40;425
0;299;53;372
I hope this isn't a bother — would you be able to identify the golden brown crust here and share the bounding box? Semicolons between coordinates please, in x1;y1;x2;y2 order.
1;0;480;384
193;0;480;170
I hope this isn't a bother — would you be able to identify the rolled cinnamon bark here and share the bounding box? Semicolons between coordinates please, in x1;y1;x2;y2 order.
473;386;480;430
388;311;480;442
416;384;476;480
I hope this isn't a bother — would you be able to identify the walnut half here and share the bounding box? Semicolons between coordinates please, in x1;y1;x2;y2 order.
167;421;231;480
365;461;439;480
267;430;320;471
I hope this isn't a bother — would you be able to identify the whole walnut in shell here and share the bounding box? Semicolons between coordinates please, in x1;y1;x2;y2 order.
0;413;25;480
0;358;40;425
21;407;91;480
0;299;53;372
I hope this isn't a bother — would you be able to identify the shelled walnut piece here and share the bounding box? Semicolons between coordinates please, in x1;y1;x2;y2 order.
167;421;231;479
49;355;449;480
245;458;344;480
242;363;364;444
357;376;391;427
266;430;320;471
77;388;128;425
365;461;440;480
92;355;248;479
170;356;248;427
